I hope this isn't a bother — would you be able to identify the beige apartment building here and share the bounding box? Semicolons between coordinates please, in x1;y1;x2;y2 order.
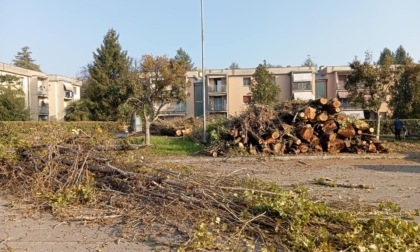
0;62;81;121
171;65;390;120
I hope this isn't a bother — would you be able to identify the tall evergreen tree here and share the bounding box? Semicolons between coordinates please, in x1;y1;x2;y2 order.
0;75;30;121
83;29;135;121
13;46;42;72
250;63;281;107
394;45;410;65
174;47;194;71
377;47;394;65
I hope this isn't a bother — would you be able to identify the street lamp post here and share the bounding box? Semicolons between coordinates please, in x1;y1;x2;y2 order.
201;0;206;144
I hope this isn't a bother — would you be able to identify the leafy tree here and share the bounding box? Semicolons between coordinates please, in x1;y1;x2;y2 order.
13;46;42;72
83;29;135;121
377;47;394;65
64;100;90;121
0;75;30;121
229;62;239;69
126;54;190;145
394;45;410;65
346;51;399;138
174;47;195;71
250;63;281;107
390;58;420;118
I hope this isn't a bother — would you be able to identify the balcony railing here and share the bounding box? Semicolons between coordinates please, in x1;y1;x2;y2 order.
38;87;48;97
208;84;226;93
292;82;312;91
39;106;49;115
159;103;186;115
209;104;227;112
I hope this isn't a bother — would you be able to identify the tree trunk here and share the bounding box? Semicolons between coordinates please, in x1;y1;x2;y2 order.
144;111;152;145
376;110;381;140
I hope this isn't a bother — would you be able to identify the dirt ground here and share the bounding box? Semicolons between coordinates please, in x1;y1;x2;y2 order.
1;153;419;251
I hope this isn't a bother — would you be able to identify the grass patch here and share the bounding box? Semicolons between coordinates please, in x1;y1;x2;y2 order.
380;134;420;153
149;135;205;156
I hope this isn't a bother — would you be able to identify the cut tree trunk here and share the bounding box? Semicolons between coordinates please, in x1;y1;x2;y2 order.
296;124;314;143
327;138;345;154
321;120;338;133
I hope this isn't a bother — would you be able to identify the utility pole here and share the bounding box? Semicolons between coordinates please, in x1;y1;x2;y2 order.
201;0;207;144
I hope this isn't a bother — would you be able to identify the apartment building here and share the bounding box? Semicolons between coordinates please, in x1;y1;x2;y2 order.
0;62;81;121
184;66;317;118
175;65;391;120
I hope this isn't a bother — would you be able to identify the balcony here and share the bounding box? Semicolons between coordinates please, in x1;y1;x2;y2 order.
208;84;226;93
38;86;48;97
158;102;186;116
39;105;49;115
292;82;312;91
209;103;227;112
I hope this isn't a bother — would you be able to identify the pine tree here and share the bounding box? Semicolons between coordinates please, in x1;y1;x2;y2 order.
394;45;409;65
0;75;30;121
250;63;281;107
13;46;42;72
174;47;194;71
377;48;394;65
84;29;134;121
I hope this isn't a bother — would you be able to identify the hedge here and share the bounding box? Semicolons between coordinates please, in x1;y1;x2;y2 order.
365;119;420;135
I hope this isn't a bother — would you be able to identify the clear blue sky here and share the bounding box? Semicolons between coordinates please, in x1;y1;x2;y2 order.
1;0;419;78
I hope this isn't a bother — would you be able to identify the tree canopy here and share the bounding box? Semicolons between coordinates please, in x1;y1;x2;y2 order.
64;100;90;121
229;62;239;69
13;46;42;72
302;55;316;67
377;48;394;65
394;45;410;65
250;63;281;107
390;58;420;118
174;47;195;71
378;45;410;65
0;75;30;121
83;29;135;121
346;51;399;137
126;54;190;145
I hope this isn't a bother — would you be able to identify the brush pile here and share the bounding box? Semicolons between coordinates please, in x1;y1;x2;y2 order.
224;98;388;156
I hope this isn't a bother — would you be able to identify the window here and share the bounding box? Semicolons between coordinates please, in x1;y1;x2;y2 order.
243;77;251;86
243;95;251;104
337;75;347;89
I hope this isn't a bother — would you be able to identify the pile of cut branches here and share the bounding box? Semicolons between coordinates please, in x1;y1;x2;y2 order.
0;128;418;251
220;98;389;156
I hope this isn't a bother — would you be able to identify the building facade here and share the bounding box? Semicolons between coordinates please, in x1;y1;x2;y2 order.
172;65;391;120
0;62;81;121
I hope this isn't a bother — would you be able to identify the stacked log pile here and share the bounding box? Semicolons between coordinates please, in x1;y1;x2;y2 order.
229;98;388;155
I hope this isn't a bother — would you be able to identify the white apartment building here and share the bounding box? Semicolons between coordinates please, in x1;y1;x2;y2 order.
0;62;81;121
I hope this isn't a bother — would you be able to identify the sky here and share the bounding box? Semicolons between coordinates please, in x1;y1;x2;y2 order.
1;0;420;78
